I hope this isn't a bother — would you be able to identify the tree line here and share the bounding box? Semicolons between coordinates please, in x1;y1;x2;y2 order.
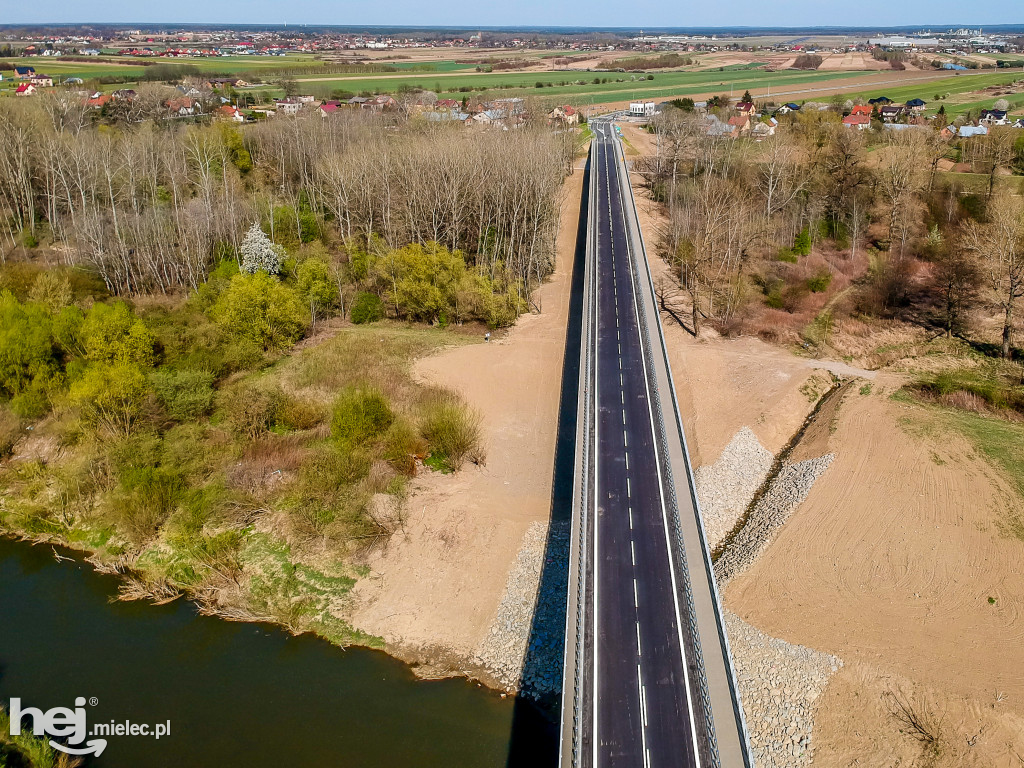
0;96;570;318
639;106;1024;359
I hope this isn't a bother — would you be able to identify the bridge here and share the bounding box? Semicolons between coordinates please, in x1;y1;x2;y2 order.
558;118;754;768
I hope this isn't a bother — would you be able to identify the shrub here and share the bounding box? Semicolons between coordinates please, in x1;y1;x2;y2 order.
278;397;326;431
69;362;150;435
240;223;284;275
350;292;385;324
211;272;307;351
81;301;155;367
110;466;185;545
0;406;22;458
0;291;59;400
807;271;833;293
419;393;483;471
777;248;798;263
331;386;393;445
296;256;340;324
150;368;215;421
28;271;72;312
221;384;285;440
793;227;812;256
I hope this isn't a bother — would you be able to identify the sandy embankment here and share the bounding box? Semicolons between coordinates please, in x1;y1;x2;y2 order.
347;162;584;684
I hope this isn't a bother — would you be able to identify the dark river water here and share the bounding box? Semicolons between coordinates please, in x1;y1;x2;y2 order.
0;537;556;767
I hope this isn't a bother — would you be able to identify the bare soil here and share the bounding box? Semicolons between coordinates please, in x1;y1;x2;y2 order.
346;163;585;678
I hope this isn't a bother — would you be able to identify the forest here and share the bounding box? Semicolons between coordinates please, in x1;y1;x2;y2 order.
638;104;1024;416
0;96;574;643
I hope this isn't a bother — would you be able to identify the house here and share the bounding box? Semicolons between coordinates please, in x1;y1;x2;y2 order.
30;75;53;87
365;94;397;112
850;104;872;117
112;89;136;101
736;101;756;115
275;98;303;115
347;96;369;107
317;102;341;117
942;124;989;139
868;96;893;105
628;100;656;117
703;114;735;138
727;114;751;134
424;110;471;124
1014;118;1024;129
979;109;1008;125
165;97;197;116
843;114;871;130
905;98;927;113
14;66;35;80
86;92;110;109
751;118;777;140
473;109;505;125
435;98;460;110
879;105;905;122
14;83;36;96
215;105;244;122
775;103;801;115
548;104;579;126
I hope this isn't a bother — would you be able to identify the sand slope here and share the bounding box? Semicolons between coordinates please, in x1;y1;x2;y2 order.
726;378;1024;764
347;167;584;675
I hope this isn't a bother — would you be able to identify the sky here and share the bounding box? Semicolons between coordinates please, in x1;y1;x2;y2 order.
4;0;1022;29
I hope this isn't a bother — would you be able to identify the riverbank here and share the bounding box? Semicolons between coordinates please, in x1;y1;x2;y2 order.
0;535;553;768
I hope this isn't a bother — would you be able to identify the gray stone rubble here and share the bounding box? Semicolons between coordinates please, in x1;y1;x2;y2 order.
713;454;834;584
475;520;568;698
695;427;774;550
726;612;843;767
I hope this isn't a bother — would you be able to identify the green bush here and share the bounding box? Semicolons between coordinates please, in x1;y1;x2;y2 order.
419;394;483;471
150;368;215;421
793;227;812;256
69;362;150;435
807;271;833;293
0;290;60;400
350;292;385;324
777;248;798;263
331;386;393;445
211;272;307;351
278;396;327;431
110;465;185;545
81;301;155;367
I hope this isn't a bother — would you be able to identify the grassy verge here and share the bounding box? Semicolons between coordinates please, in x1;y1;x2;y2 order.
0;706;81;768
895;372;1024;541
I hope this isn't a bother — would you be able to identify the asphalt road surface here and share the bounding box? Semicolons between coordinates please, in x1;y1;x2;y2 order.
586;121;706;768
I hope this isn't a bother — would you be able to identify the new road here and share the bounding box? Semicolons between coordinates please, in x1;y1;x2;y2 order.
560;119;752;768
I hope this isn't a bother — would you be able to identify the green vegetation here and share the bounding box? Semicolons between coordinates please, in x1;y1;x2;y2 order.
0;258;485;649
0;705;79;768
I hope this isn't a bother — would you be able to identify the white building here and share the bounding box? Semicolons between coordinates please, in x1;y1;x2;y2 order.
629;101;656;117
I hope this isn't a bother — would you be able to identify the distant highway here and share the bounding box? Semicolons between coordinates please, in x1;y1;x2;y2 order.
559;118;753;768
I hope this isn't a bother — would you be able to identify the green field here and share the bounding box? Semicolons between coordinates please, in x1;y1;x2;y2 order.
3;54;1023;111
845;71;1024;112
289;67;866;101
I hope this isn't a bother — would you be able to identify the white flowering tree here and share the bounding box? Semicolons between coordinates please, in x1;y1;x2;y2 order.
240;223;283;275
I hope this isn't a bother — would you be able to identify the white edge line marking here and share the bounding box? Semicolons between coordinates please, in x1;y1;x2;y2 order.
615;131;704;767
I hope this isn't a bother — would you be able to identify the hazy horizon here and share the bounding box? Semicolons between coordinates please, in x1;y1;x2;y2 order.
3;0;1022;31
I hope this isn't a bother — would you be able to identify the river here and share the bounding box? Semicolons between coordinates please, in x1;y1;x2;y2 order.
0;537;556;767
